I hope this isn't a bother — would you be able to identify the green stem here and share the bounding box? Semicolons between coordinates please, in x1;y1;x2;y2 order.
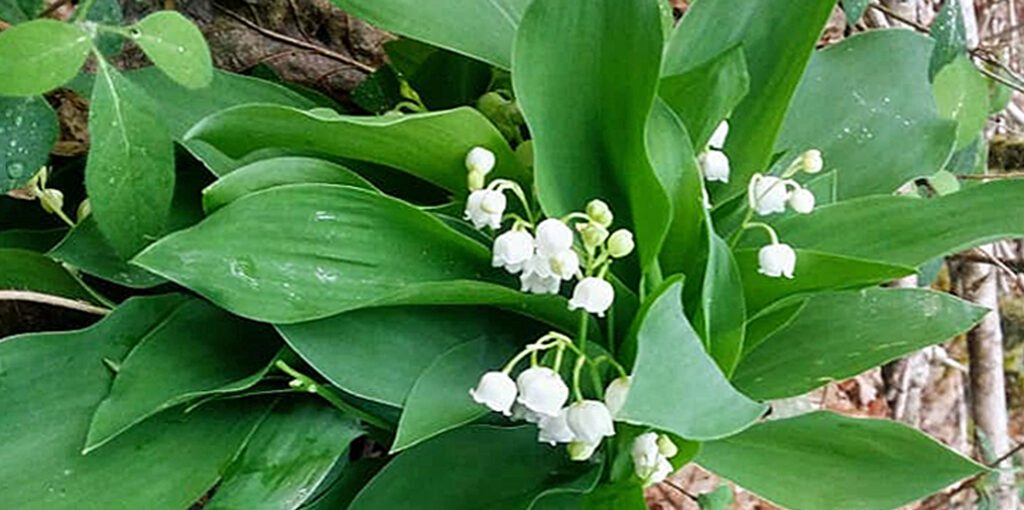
73;0;97;21
606;305;616;358
576;311;589;363
276;361;394;432
571;355;586;402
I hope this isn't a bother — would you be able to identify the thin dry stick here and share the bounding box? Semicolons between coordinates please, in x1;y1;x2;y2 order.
0;290;110;315
212;3;375;74
958;171;1024;180
970;247;1024;294
661;480;699;503
39;0;73;18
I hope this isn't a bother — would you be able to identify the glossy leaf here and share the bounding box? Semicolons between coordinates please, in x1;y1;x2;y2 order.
0;294;265;509
659;46;749;150
581;482;646;510
131;11;213;89
86;59;175;257
86;0;124;56
49;217;166;288
698;412;985;510
186;105;526;193
933;56;989;149
348;426;593;510
930;0;966;78
619;279;766;440
85;297;280;451
734;288;986;400
0;0;41;23
206;398;364;510
843;0;871;24
300;458;387;510
410;49;494;110
0;248;96;302
329;0;527;69
0;95;58;192
776;30;956;200
279;306;544;407
697;234;746;375
202;157;375;212
769;180;1024;267
664;0;837;199
0;20;90;96
514;0;669;271
0;228;65;251
393;337;518;452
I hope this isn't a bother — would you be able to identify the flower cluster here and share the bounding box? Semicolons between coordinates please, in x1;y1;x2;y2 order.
462;147;634;317
631;431;678;487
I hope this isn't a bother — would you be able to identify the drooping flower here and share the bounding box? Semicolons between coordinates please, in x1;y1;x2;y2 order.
566;400;616;444
709;120;729;149
492;229;534;273
607;229;635;259
538;408;576;446
548;250;580;281
758;242;797;279
568;277;615;317
465;146;496;175
801;149;823;174
520;255;561;294
516;367;570;416
534;218;574;257
469;371;517;415
748;174;791;216
700;150;730;183
604;376;631;417
464;189;506;229
788;187;816;214
511;403;542;423
632;432;661;478
647;457;674;486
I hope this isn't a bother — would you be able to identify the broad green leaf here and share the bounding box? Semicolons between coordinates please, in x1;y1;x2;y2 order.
0;0;41;23
279;306;544;408
933;56;989;149
0;248;96;302
930;0;967;78
659;46;750;149
86;59;175;257
300;458;387;510
735;249;915;313
769;180;1024;267
0;294;266;509
776;30;957;199
0;228;65;251
697;234;746;376
131;11;213;89
843;0;871;24
186;105;526;194
351;65;404;114
86;0;124;56
619;278;766;440
329;0;527;69
49;217;166;288
0;20;90;96
697;485;734;510
581;482;646;510
393;337;518;452
663;0;837;199
206;398;364;510
0;95;58;192
84;297;280;452
349;426;593;510
410;49;494;110
202;157;375;212
733;288;986;400
698;412;985;510
514;0;669;271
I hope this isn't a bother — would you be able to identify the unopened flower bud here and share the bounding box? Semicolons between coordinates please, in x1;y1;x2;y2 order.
578;221;609;249
801;149;823;174
470;371;517;415
607;230;635;258
788;187;815;214
567;440;599;461
758;242;796;279
656;434;678;458
585;199;613;227
77;199;91;221
467;170;486;191
709;120;729;150
39;188;64;214
465;146;496;176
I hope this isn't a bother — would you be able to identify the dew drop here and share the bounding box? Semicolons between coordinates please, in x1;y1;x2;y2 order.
176;46;186;53
6;161;25;178
13;116;23;127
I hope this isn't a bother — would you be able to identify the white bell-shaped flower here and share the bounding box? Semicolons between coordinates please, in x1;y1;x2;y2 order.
492;229;534;273
464;189;506;229
700;150;730;183
567;440;599;461
758;242;796;279
516;367;570;416
632;432;661;478
788;187;815;214
748;174;791;216
520;255;561;294
566;400;616;444
465;146;496;175
549;250;580;281
535;218;574;257
604;376;631;417
801;149;823;174
511;403;542;423
568;277;615;317
538;408;576;446
646;457;674;486
469;371;517;415
709;120;729;149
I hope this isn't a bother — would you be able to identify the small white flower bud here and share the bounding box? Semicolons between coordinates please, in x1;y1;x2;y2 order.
469;371;517;415
516;367;570;417
567;440;599;461
467;170;486;191
758;243;796;279
548;250;580;281
566;400;616;444
578;222;609;249
464;189;505;230
77;198;91;221
568;277;615;317
492;229;534;273
465;146;496;175
39;188;64;214
788;187;815;214
585;199;614;227
708;120;729;149
748;174;791;216
656;434;678;458
538;408;576;446
801;149;823;174
700;150;730;183
632;432;661;479
604;376;631;417
535;218;574;257
607;230;635;259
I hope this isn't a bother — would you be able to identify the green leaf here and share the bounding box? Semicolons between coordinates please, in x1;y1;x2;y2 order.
735;249;915;313
349;426;593;510
0;247;96;302
49;216;166;288
514;0;669;271
86;59;175;257
930;0;966;79
697;234;746;376
0;95;58;192
659;46;750;150
206;398;364;510
86;0;124;56
0;227;65;251
410;49;494;110
697;485;734;510
0;294;266;509
186;105;526;194
619;278;766;440
776;30;957;200
842;0;871;24
581;481;646;510
202;157;376;213
663;0;837;199
0;20;90;96
352;65;403;114
0;0;42;23
393;337;518;452
933;56;989;149
769;180;1024;267
329;0;527;69
130;11;213;89
279;306;544;408
299;458;387;510
84;297;280;452
698;412;985;510
734;288;986;400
